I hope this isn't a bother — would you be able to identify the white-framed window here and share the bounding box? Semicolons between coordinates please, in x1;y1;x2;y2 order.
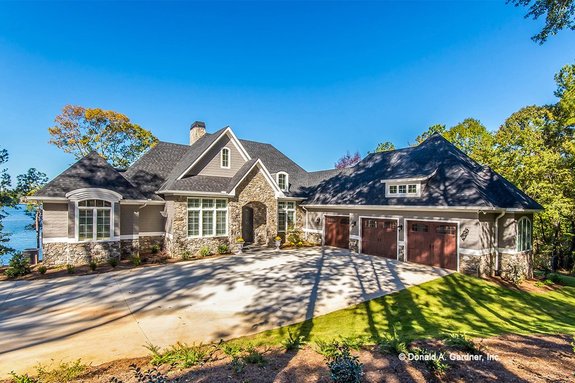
516;217;532;252
221;147;230;169
278;201;296;232
188;198;228;237
277;172;289;191
77;199;112;241
387;183;420;197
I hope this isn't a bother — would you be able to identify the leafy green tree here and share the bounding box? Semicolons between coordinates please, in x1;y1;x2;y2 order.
508;0;575;43
0;149;16;262
444;118;494;163
370;141;396;153
48;105;159;168
16;169;48;248
414;124;446;144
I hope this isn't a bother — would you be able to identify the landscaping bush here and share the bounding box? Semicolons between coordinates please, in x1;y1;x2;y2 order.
219;342;243;358
443;332;480;353
151;244;161;254
108;257;119;268
9;371;38;383
378;333;408;355
281;329;306;351
4;253;31;278
146;342;211;368
243;345;266;366
326;344;364;383
314;339;341;359
217;244;229;255
229;356;246;374
199;246;211;257
548;273;562;284
130;255;142;266
181;250;192;261
89;261;97;271
34;359;87;383
110;363;168;383
66;264;75;274
37;265;47;275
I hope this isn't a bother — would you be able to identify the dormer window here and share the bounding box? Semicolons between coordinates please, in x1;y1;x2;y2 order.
387;183;420;197
221;147;230;169
277;172;288;191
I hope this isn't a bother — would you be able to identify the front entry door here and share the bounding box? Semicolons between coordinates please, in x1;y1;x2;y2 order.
242;206;254;243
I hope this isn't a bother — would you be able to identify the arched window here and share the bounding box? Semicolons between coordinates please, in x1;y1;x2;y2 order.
78;199;113;241
221;147;230;168
516;217;532;252
277;172;288;191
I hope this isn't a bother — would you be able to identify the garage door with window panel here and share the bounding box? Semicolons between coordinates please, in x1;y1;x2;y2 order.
361;218;397;259
324;216;350;249
407;220;457;270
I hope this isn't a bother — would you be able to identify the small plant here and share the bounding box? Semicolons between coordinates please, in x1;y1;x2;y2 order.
38;265;47;275
181;250;192;261
281;329;306;351
89;261;97;271
146;342;211;368
444;332;479;353
108;257;119;268
9;371;38;383
570;335;575;354
413;348;449;376
378;333;408;355
4;253;31;278
220;342;244;358
199;246;211;257
235;237;245;243
130;255;142;266
109;363;168;383
326;344;364;383
230;356;246;374
314;339;340;360
151;244;161;254
243;345;266;366
66;264;75;274
217;244;229;254
34;359;87;383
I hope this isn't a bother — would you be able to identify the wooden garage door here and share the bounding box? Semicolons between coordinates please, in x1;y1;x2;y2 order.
407;221;457;270
324;216;350;249
361;218;397;259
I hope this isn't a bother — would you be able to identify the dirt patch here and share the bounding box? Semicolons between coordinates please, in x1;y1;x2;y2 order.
4;334;573;382
484;276;560;294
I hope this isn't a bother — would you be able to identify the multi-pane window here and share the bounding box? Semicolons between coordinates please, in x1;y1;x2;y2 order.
278;201;296;232
408;184;417;194
188;198;228;237
388;183;418;196
277;173;288;191
221;148;230;168
517;217;532;252
78;199;112;241
389;185;397;194
398;185;407;194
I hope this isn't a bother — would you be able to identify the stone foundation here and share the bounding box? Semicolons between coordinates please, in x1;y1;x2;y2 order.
500;251;533;279
305;232;322;245
42;241;121;266
349;238;359;253
166;235;230;257
121;239;139;258
139;235;164;254
398;244;406;262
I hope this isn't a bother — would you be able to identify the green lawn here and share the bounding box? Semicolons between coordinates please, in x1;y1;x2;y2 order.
238;273;575;346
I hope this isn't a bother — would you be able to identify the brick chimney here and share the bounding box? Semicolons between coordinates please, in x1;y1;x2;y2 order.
190;121;206;145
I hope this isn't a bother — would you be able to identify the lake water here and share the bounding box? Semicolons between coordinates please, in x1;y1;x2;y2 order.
2;205;38;263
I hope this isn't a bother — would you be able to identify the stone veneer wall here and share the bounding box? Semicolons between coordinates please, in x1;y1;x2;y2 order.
166;169;278;256
43;241;121;266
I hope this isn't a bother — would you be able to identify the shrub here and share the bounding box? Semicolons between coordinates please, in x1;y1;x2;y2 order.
108;257;119;268
217;244;229;254
242;345;266;365
181;251;192;261
130;255;142;267
109;363;168;383
151;244;161;254
548;273;562;284
219;342;243;358
66;264;75;274
378;333;408;355
9;371;38;383
38;265;47;275
413;348;449;376
89;261;97;271
326;344;364;383
443;333;479;353
314;339;340;360
199;246;211;257
34;359;87;383
281;329;306;352
229;356;246;374
287;229;304;247
146;342;211;368
4;253;31;278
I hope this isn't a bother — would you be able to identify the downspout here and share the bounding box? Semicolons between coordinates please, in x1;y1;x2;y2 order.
494;210;506;276
302;205;309;241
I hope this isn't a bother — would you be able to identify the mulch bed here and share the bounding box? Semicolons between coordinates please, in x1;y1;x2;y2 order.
5;334;573;382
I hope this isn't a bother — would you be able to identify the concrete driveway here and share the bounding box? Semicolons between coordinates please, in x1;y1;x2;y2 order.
0;247;451;376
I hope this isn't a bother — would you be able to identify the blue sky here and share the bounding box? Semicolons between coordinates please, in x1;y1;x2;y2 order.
0;1;574;180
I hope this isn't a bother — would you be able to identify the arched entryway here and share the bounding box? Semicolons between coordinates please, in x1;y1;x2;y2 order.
241;201;268;245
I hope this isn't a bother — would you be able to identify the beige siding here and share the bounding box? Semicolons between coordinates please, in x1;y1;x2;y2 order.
140;205;165;233
498;212;532;251
43;203;68;239
192;135;246;177
120;205;139;236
